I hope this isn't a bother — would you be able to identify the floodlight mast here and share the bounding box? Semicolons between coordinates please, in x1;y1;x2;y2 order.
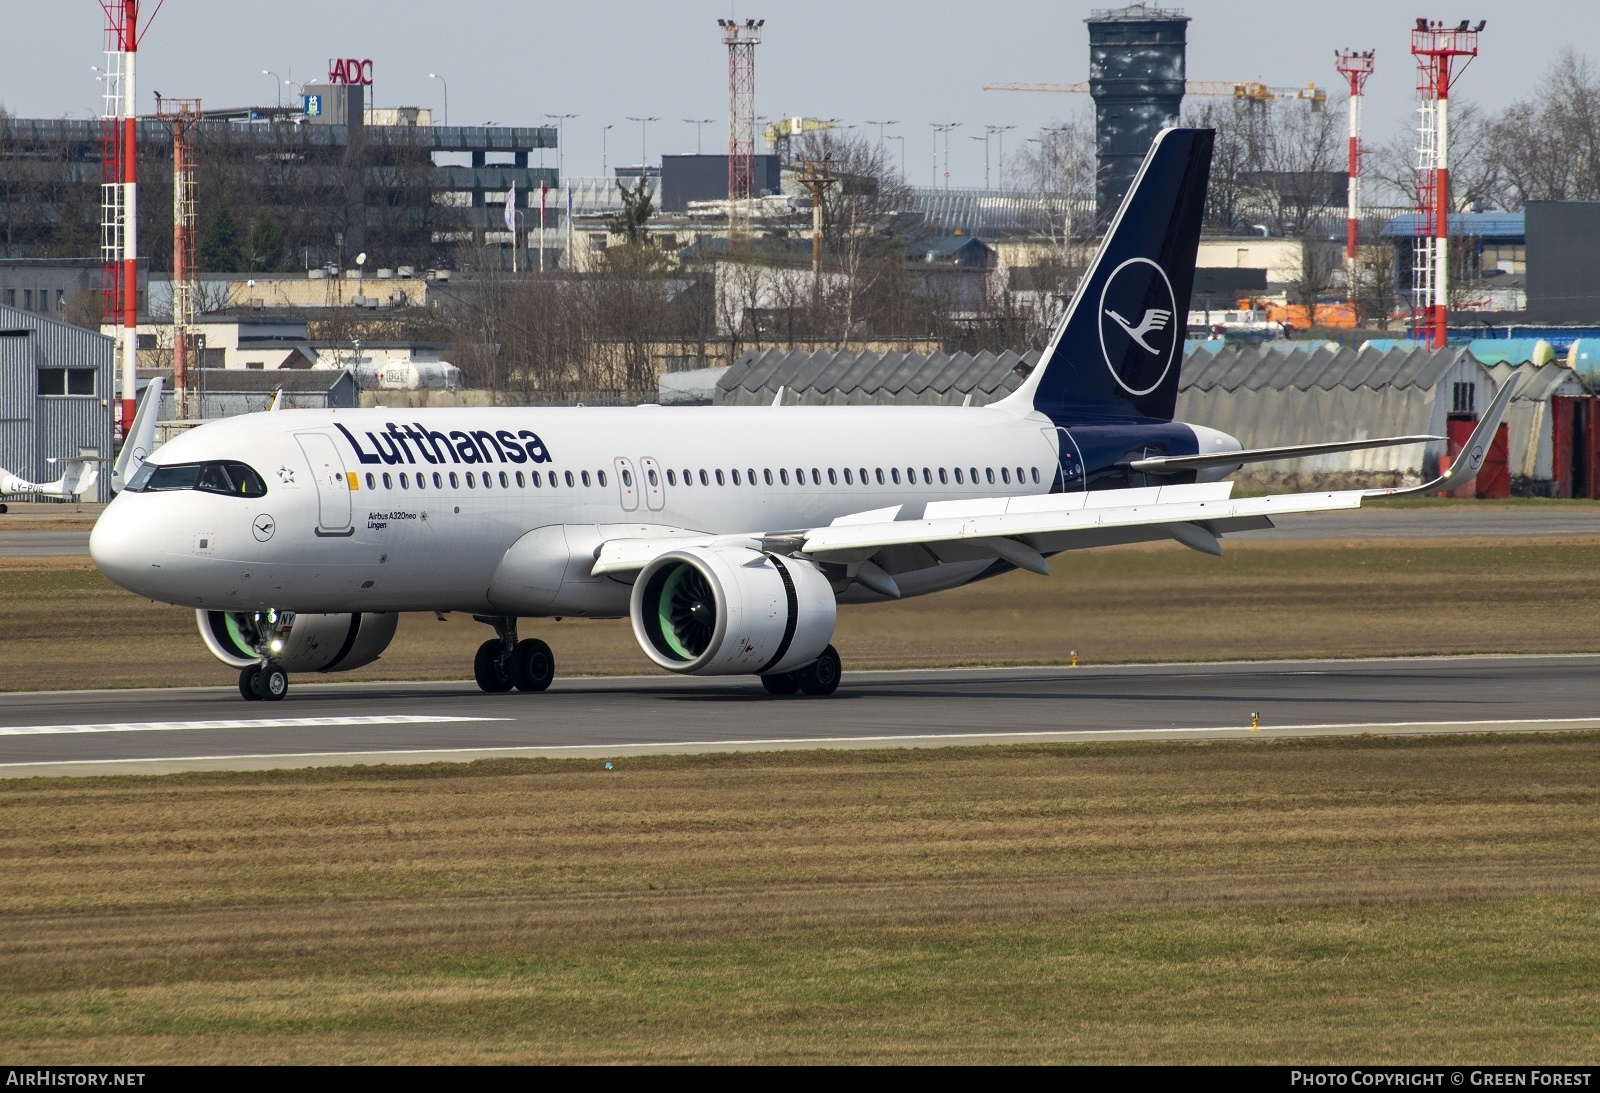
1410;19;1483;349
1335;49;1375;307
720;17;763;240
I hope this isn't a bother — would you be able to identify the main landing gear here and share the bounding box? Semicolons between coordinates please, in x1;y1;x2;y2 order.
239;662;289;702
473;615;555;693
759;644;842;697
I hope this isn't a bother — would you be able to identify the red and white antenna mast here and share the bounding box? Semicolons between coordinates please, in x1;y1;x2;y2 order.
100;1;142;439
719;17;763;241
156;98;201;423
1335;49;1374;308
1410;18;1482;349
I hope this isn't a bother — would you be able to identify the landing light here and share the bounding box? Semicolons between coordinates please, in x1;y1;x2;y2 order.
270;639;284;653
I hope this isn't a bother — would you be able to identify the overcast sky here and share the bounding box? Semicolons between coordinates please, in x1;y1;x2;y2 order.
2;1;1591;187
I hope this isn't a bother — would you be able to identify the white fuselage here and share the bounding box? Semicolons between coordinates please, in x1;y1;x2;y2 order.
91;402;1096;617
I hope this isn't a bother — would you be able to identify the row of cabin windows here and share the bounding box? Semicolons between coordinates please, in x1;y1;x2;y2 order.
365;465;1043;493
364;468;609;491
663;466;1041;488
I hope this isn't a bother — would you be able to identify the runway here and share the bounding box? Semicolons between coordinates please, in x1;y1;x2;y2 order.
2;654;1596;777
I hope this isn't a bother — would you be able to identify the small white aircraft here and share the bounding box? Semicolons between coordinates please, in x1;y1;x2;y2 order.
89;130;1511;702
0;455;101;505
0;377;163;512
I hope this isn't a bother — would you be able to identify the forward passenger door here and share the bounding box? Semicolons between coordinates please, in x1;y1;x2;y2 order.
297;432;355;536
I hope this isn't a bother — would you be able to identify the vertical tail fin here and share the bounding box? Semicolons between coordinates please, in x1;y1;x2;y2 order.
111;376;162;493
1003;127;1213;424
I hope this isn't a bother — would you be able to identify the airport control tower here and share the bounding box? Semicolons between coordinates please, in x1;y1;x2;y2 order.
1086;3;1190;224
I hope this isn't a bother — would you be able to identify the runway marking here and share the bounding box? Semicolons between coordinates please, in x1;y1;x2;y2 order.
0;715;513;738
4;715;1599;775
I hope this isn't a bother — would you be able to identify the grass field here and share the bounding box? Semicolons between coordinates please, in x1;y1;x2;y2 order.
1;735;1597;1063
5;538;1600;691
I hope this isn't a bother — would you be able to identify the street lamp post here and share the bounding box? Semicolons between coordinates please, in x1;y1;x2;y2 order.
262;70;284;109
602;123;614;177
428;73;448;127
971;133;990;188
684;118;715;155
987;125;1016;190
545;113;577;180
932;123;960;188
626;116;660;176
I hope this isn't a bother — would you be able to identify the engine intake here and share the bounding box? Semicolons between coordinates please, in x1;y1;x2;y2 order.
198;610;398;673
631;547;836;675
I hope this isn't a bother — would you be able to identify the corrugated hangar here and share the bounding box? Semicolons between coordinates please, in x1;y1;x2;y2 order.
0;305;114;501
714;342;1598;497
718;348;1036;407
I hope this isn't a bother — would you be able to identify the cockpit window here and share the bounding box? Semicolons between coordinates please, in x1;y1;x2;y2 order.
125;460;268;498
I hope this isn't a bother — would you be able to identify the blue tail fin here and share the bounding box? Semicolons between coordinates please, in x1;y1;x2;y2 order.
1007;127;1213;424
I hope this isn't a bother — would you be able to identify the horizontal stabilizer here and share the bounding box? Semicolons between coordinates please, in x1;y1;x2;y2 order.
1130;434;1443;473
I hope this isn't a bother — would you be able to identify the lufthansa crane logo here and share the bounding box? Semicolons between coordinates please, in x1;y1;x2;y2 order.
1098;257;1179;397
252;514;276;542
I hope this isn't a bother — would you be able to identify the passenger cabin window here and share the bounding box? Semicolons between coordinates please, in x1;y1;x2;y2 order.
779;469;790;485
764;469;773;485
622;469;633;487
699;470;709;486
828;468;837;485
986;468;995;485
581;471;591;487
565;471;575;487
501;471;511;488
383;473;393;489
366;473;377;490
516;471;525;487
876;469;885;485
746;468;756;484
1001;468;1011;484
126;460;268;498
955;468;964;484
449;472;460;488
667;470;677;486
891;468;901;485
716;470;725;486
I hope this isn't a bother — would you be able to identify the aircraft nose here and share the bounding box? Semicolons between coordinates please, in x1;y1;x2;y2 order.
90;496;164;596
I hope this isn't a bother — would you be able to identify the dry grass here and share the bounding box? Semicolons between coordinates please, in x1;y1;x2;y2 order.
1;735;1597;1062
6;539;1600;691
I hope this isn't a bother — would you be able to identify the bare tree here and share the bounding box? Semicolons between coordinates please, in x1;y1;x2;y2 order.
1488;50;1600;206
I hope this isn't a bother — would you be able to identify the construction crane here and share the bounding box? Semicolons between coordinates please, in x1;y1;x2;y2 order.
763;116;840;163
983;80;1327;108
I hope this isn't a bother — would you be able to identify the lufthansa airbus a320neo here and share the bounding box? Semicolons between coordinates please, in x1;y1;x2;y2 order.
90;129;1513;701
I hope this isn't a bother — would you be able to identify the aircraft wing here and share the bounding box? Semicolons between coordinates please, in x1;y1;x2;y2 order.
591;377;1520;590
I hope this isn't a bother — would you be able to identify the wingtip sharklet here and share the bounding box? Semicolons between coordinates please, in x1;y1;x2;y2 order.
1363;374;1522;500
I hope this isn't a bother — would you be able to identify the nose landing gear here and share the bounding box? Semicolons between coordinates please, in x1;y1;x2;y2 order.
239;663;289;701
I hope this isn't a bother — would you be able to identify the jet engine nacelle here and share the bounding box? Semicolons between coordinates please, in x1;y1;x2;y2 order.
197;610;399;673
630;547;836;675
